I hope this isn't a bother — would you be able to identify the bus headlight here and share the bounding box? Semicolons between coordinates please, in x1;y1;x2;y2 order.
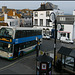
8;53;13;57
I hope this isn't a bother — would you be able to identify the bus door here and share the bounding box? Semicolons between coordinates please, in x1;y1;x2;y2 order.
13;44;19;57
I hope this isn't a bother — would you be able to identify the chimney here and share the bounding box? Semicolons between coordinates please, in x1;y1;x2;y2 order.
13;11;15;15
41;3;45;10
2;6;7;13
4;14;7;22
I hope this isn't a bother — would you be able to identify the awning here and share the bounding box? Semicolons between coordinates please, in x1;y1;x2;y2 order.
58;46;72;56
58;31;71;33
58;46;75;58
37;53;53;62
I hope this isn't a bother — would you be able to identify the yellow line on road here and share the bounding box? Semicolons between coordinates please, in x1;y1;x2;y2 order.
0;54;36;71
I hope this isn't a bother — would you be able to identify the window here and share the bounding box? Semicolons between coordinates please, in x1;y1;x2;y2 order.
15;21;18;25
46;11;49;17
10;22;14;26
35;19;38;25
40;19;43;26
67;33;70;38
66;17;74;21
60;25;64;31
21;30;26;37
61;33;66;37
15;30;21;38
46;19;49;26
35;12;38;17
60;17;65;21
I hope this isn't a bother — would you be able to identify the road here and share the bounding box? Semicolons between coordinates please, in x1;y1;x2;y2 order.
0;39;75;74
41;39;75;52
0;51;36;74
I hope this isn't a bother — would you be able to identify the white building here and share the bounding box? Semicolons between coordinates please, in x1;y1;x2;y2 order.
33;2;64;38
0;14;32;27
57;15;75;42
4;14;20;27
0;6;32;27
73;10;75;15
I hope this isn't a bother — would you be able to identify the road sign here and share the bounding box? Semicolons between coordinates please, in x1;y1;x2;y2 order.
49;12;56;23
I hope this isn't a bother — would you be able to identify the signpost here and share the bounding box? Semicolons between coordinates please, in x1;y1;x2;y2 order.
49;12;56;23
49;12;57;67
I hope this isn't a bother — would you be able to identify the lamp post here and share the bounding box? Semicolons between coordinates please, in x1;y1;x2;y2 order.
36;37;39;75
36;37;39;57
49;12;57;68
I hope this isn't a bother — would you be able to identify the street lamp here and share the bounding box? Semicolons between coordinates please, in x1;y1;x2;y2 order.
36;37;39;75
36;37;39;57
49;12;57;68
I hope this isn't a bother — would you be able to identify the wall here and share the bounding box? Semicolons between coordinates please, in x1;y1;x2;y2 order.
4;18;20;27
33;10;53;26
57;24;73;41
64;24;73;40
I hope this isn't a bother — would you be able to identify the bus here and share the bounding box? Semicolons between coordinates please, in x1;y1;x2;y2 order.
0;26;42;60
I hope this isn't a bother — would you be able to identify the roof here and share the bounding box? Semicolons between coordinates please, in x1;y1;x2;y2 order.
57;21;74;24
37;53;53;62
7;10;21;18
23;15;32;18
58;46;75;58
1;26;42;30
58;46;72;56
0;15;4;21
33;2;55;11
0;23;8;26
57;15;75;17
8;16;14;19
15;13;21;18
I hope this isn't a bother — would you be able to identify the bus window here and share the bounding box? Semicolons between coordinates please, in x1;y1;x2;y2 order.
23;30;26;37
19;43;25;50
15;30;21;38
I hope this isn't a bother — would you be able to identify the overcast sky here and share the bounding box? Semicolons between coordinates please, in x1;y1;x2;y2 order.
0;1;75;15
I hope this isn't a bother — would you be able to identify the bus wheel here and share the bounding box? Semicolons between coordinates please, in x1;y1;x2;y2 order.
20;51;23;56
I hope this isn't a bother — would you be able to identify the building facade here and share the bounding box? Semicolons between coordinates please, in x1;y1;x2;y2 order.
0;6;32;27
33;2;64;38
57;15;75;42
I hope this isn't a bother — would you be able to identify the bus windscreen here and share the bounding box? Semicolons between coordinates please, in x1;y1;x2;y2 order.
0;28;14;38
0;42;12;53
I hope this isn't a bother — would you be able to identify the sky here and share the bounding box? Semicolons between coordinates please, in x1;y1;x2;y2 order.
0;1;75;15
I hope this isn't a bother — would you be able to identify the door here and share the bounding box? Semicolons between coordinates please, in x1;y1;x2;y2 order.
13;44;19;57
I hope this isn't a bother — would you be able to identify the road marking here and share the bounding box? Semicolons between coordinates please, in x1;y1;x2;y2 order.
0;54;36;71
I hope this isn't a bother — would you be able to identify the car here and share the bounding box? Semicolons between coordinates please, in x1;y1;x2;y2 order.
42;34;46;39
60;37;73;44
46;35;50;40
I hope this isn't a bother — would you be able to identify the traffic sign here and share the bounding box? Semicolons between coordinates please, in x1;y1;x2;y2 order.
49;12;56;23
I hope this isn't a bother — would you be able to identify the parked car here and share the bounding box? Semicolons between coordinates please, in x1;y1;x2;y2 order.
60;37;73;44
43;34;50;39
42;34;46;39
46;35;50;39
